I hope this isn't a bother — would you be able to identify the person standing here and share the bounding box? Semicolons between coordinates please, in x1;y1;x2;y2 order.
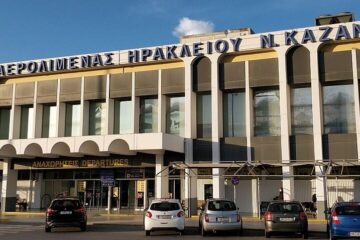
278;187;284;201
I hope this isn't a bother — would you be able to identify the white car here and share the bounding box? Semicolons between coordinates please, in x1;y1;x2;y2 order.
144;199;185;236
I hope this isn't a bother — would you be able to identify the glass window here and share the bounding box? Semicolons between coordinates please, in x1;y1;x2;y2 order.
20;105;34;139
0;107;10;139
291;87;313;135
197;93;212;138
89;101;107;135
42;104;57;138
65;103;81;137
114;99;132;134
223;91;245;137
254;89;280;136
139;97;158;133
166;96;185;136
323;84;355;134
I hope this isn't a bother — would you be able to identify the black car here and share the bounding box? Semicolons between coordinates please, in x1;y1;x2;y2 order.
45;198;87;232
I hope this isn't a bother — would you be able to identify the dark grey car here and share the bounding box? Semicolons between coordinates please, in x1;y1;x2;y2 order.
199;199;243;236
264;201;308;239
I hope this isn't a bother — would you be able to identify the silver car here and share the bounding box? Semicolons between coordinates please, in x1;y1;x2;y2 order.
199;199;243;236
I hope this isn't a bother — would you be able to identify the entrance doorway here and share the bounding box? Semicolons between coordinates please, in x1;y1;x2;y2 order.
78;180;108;209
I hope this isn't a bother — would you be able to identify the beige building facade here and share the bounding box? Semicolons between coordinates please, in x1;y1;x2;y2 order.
1;17;360;218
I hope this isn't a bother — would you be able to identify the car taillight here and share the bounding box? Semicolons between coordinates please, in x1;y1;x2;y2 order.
237;214;241;222
299;212;307;220
264;211;273;221
74;207;86;214
146;211;152;218
332;211;340;225
177;211;184;218
205;214;209;223
46;208;56;216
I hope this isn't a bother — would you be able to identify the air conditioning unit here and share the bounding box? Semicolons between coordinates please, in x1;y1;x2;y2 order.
315;12;354;26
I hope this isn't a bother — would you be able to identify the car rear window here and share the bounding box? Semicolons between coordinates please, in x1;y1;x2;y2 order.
51;200;81;209
336;204;360;215
150;202;180;211
268;203;302;213
208;201;237;211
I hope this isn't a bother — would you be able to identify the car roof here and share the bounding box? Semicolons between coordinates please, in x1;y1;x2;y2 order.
150;198;180;203
335;202;360;206
51;197;80;201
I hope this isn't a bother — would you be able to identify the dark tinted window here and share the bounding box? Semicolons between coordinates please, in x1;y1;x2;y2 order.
150;202;180;211
208;200;236;211
268;203;302;213
51;200;81;209
336;204;360;215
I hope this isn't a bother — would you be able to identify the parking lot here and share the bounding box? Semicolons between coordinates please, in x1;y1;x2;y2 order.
0;213;329;240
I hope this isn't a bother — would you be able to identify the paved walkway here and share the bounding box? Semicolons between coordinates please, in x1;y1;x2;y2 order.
0;210;327;224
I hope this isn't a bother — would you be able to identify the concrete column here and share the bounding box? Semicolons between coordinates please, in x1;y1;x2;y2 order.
1;159;17;212
245;61;253;162
158;69;166;133
106;74;114;135
8;83;16;139
308;43;327;219
351;49;360;160
155;153;168;198
210;54;224;199
80;76;89;136
131;72;139;134
32;81;40;138
55;79;61;137
184;57;197;216
277;47;294;201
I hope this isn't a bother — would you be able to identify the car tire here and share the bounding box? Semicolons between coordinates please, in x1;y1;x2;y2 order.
80;224;87;232
145;230;151;236
201;227;208;237
45;226;51;233
265;231;271;238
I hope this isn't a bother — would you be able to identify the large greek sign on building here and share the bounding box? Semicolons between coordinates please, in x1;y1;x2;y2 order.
0;23;359;77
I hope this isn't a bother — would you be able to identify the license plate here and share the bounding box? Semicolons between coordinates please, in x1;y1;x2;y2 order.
350;232;360;237
158;215;171;219
218;217;229;223
279;217;294;222
60;211;72;215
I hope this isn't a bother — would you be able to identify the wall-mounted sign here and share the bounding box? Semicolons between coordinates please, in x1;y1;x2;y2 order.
1;23;359;77
29;159;129;169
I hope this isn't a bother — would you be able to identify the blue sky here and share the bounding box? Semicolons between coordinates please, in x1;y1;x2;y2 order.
0;0;359;63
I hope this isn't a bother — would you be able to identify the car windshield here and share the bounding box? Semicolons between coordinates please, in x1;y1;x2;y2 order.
150;202;180;211
336;204;360;215
51;200;81;210
268;203;302;213
208;201;237;211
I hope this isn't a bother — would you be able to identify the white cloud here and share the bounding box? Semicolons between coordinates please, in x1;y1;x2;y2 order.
172;17;214;37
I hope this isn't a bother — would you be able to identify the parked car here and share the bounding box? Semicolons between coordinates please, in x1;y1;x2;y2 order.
264;201;308;238
45;197;87;232
199;199;243;236
327;202;360;240
144;199;185;236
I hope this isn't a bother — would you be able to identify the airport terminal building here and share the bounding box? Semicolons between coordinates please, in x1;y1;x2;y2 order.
1;13;360;218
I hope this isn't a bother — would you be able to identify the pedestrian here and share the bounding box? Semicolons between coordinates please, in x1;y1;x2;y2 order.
278;187;284;201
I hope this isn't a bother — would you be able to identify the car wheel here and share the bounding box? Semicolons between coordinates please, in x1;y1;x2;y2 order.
80;224;87;232
330;230;337;240
45;225;51;233
265;231;271;238
145;230;151;236
201;227;207;237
